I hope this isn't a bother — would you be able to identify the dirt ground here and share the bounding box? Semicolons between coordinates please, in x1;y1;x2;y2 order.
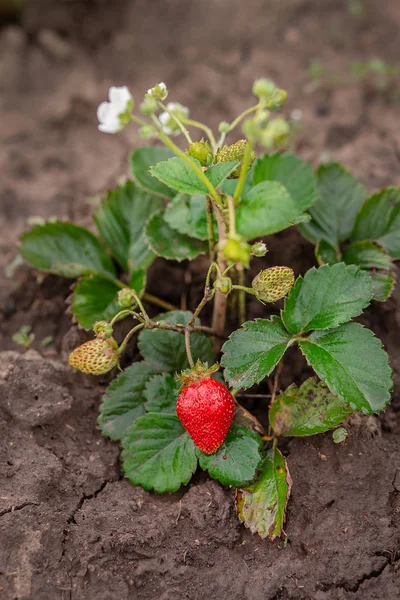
1;0;400;598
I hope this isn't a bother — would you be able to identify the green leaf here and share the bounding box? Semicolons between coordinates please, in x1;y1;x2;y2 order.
71;275;121;329
121;413;197;493
351;188;400;259
145;210;207;262
128;268;147;296
94;180;162;272
149;157;238;195
315;239;341;265
281;264;372;335
236;448;292;540
298;323;392;414
269;378;352;437
221;316;292;390
236;181;309;241
139;310;214;373
98;362;156;440
71;269;145;329
206;161;240;188
221;165;254;197
19;221;116;278
343;240;394;302
144;373;180;414
164;194;218;241
253;152;318;212
130;147;175;198
298;163;368;246
197;425;263;487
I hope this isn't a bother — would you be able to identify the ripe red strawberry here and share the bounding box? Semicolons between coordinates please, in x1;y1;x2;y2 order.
177;378;235;454
68;337;119;375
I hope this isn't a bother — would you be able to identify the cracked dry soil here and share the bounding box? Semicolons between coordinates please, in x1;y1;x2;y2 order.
1;0;400;598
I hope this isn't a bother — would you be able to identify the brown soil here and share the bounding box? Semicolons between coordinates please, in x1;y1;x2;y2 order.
1;1;400;598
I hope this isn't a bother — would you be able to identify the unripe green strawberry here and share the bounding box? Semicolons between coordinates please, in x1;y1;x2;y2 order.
221;236;252;267
215;140;256;178
252;266;294;303
188;139;213;166
177;377;235;454
68;337;119;375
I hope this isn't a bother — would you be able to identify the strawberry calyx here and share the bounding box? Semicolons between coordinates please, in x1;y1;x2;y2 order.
177;360;220;388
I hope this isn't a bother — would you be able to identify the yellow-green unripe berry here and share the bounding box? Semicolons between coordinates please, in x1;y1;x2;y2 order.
252;78;277;100
252;266;295;303
266;89;288;110
222;237;252;267
118;288;136;308
260;117;291;150
93;320;113;339
188;140;213;166
214;276;232;295
215;140;256;178
68;338;119;375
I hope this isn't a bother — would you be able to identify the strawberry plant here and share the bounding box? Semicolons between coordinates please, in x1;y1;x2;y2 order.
18;80;395;541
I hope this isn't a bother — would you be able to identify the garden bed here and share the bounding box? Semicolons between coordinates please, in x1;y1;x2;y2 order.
1;1;400;598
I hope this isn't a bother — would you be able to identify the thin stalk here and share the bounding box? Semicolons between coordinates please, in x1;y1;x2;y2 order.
184;328;195;368
211;209;228;344
206;197;216;261
157;101;192;144
237;267;246;324
117;323;145;356
143;293;176;312
233;141;253;203
110;309;144;327
218;104;260;147
231;284;256;295
226;194;236;236
181;118;217;152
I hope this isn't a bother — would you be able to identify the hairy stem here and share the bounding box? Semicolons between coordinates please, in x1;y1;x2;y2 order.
237;267;246;324
117;323;145;356
206;197;216;261
234;140;253;203
184;328;195;368
157;101;193;144
212;209;228;345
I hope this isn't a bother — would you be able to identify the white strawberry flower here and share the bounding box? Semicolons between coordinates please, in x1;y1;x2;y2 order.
147;82;168;100
97;86;133;134
159;102;189;136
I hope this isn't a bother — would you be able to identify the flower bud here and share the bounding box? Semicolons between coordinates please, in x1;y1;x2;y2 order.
140;97;158;115
139;125;156;139
252;266;294;303
69;338;119;375
188;139;213;166
146;82;168;100
93;320;113;339
242;118;260;141
260;117;291;150
118;288;137;308
251;241;268;257
215;140;256;178
214;276;232;295
218;121;230;134
158;102;189;136
221;236;252;267
266;89;288;111
252;78;277;100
